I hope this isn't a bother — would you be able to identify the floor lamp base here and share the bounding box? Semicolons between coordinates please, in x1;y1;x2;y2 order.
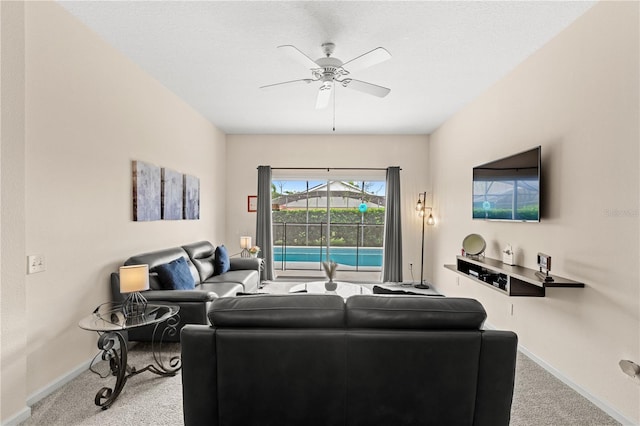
414;282;430;289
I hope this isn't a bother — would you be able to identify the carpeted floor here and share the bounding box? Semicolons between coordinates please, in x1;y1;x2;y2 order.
22;282;619;425
23;344;184;426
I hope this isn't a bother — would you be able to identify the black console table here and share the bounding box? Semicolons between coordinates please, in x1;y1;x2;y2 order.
445;255;584;297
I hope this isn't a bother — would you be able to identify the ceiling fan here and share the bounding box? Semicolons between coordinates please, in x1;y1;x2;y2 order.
260;42;391;109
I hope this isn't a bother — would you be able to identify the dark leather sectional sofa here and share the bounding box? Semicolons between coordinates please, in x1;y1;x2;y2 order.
181;294;518;426
110;240;260;341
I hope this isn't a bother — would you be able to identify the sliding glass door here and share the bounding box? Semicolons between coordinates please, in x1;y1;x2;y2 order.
271;179;386;273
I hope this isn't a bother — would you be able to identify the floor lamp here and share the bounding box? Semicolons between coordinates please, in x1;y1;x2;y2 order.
415;192;435;289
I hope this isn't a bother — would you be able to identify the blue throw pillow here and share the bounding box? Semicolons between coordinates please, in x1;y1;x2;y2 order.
215;245;230;275
155;257;195;290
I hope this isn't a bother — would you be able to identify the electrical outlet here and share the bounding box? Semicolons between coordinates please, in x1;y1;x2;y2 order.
27;254;46;274
456;276;460;286
508;303;514;316
409;263;413;271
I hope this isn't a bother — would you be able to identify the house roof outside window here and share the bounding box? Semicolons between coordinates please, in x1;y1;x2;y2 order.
273;181;385;210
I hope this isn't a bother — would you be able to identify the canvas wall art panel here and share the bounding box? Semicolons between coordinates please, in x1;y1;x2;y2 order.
184;174;200;220
132;160;161;221
162;168;183;220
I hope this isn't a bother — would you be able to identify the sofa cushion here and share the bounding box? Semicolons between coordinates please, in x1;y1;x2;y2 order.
209;294;345;328
214;245;230;275
346;295;486;330
155;257;196;290
203;269;259;293
182;241;216;282
197;282;244;298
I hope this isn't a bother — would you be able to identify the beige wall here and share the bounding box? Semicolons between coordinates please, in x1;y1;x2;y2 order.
1;1;28;422
226;134;431;280
430;1;639;423
2;2;226;422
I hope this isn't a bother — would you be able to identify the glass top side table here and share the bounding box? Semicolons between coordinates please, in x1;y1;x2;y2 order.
78;303;181;410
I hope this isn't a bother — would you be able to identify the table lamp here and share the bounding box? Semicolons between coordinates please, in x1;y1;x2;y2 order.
240;236;252;258
120;264;149;318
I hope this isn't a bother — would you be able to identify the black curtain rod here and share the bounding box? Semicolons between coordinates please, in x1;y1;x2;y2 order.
259;167;401;171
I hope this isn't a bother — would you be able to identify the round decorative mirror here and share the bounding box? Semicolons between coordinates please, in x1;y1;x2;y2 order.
462;234;486;256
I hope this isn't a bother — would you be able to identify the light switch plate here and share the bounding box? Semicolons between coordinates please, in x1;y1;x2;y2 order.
27;255;46;274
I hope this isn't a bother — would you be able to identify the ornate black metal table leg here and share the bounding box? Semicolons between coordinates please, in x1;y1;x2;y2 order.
88;312;181;409
94;331;129;410
131;314;182;376
150;314;182;374
129;315;182;377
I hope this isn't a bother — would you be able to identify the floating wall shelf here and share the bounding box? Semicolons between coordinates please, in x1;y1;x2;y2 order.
445;256;584;297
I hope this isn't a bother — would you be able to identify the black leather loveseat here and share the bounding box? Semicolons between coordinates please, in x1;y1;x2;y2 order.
110;241;260;341
181;294;518;426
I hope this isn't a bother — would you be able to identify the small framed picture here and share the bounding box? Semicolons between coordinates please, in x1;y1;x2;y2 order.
247;195;258;212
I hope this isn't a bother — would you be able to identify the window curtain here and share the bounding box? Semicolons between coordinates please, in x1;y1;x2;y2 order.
382;166;403;282
256;166;275;280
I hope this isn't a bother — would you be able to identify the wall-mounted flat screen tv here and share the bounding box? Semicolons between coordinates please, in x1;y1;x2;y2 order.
473;146;541;222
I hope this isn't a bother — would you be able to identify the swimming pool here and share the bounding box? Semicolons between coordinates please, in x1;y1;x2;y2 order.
273;246;383;267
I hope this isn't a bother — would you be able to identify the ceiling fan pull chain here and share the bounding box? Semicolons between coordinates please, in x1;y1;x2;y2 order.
333;86;336;132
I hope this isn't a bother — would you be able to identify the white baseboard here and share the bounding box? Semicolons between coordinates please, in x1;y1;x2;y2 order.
2;356;94;425
1;406;30;426
484;320;637;426
26;357;93;407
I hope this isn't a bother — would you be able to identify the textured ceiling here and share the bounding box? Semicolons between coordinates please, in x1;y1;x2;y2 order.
57;1;595;135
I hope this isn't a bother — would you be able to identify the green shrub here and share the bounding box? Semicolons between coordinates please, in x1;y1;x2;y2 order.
273;208;385;247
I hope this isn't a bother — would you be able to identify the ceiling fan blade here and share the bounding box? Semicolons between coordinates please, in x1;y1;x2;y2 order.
341;79;390;97
341;47;391;73
260;79;315;90
277;45;319;70
315;83;333;109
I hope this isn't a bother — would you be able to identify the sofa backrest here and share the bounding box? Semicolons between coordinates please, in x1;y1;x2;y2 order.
182;241;216;282
208;294;488;330
125;246;200;289
209;294;345;328
182;294;518;426
345;294;487;329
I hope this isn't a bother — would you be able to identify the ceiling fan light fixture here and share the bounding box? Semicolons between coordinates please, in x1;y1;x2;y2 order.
320;80;333;90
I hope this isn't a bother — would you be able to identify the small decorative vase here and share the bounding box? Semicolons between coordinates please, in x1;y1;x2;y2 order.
325;280;337;292
322;261;338;291
250;253;258;258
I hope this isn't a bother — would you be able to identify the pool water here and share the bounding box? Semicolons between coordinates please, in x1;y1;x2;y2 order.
273;246;383;267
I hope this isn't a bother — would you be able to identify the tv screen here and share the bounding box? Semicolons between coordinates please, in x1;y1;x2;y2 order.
473;146;541;222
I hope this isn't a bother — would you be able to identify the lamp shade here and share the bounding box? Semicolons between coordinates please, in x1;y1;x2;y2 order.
119;264;149;294
240;236;252;249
